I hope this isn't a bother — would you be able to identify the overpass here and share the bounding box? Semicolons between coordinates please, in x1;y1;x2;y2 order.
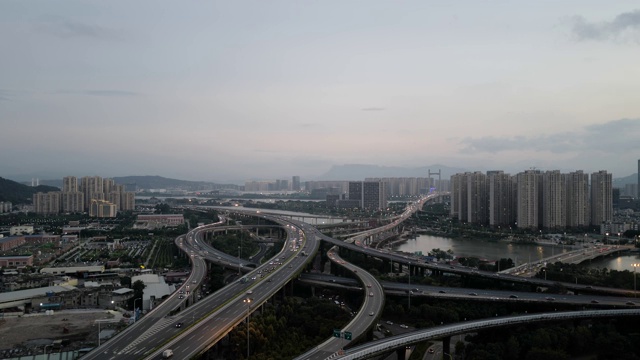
500;245;632;276
337;309;640;359
86;197;640;359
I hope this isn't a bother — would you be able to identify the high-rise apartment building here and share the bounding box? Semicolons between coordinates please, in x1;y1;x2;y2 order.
348;181;387;210
452;168;614;231
33;192;61;214
638;159;640;199
62;176;78;192
488;171;515;226
365;177;434;196
0;201;12;213
541;170;566;229
450;173;470;222
34;175;134;214
103;178;115;194
565;171;589;227
292;176;301;191
590;170;612;226
81;176;104;209
450;174;460;219
516;170;540;229
467;172;488;224
61;192;84;213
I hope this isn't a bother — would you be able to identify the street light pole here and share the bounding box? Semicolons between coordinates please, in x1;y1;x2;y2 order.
244;298;252;359
633;264;640;297
133;298;141;323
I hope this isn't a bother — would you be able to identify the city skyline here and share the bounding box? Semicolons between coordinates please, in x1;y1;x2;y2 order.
2;2;640;182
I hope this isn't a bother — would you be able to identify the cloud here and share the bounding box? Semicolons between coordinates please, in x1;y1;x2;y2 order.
56;90;139;97
361;107;385;111
459;118;640;155
570;10;640;42
83;90;139;97
35;16;119;40
0;89;24;102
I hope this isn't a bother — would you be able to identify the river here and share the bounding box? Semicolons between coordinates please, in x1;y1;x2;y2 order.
394;234;640;271
393;234;572;265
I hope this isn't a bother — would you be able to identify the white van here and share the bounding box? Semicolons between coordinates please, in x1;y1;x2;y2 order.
162;349;174;358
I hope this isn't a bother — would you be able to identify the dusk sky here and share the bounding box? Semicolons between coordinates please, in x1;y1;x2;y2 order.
1;1;640;182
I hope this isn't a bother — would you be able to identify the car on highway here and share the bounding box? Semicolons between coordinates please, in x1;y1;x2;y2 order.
509;294;518;299
626;301;636;305
591;300;599;304
438;290;446;294
468;292;478;296
428;348;435;354
175;322;183;328
247;290;253;294
369;292;374;297
369;311;374;316
546;297;555;301
162;349;174;358
400;324;408;329
386;321;393;325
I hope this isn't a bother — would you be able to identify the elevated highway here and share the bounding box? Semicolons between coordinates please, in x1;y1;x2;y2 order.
297;273;640;308
294;246;385;360
142;216;320;359
337;309;640;359
86;198;640;360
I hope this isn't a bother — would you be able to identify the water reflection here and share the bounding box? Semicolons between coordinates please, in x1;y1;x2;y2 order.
393;234;569;264
586;254;640;271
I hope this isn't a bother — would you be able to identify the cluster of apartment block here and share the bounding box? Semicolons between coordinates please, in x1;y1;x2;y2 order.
0;201;12;213
244;176;302;192
450;170;612;230
365;177;450;196
32;176;135;217
322;181;388;210
305;177;450;200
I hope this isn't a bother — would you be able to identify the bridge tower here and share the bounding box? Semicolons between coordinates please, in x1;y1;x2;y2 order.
428;169;441;192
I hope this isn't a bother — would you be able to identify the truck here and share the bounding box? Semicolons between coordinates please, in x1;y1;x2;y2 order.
162;349;174;358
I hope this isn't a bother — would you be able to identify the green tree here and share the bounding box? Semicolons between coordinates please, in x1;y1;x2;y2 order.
129;280;146;310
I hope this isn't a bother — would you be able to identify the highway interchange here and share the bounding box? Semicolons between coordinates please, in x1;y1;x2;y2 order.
84;196;640;359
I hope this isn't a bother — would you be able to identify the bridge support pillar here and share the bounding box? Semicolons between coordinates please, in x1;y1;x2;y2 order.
420;267;425;276
443;336;451;358
396;347;406;360
398;263;403;273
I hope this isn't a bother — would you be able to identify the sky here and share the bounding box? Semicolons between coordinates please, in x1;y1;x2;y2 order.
1;1;640;182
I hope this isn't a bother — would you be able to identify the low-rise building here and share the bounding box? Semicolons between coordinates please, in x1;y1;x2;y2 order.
0;237;26;251
10;225;34;235
131;273;174;311
134;214;185;229
0;255;34;268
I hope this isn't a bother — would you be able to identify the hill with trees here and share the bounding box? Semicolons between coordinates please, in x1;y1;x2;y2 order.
0;177;59;204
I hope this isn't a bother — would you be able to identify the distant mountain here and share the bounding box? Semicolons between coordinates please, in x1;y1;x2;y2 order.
613;173;637;187
318;164;467;181
0;177;59;204
112;175;240;191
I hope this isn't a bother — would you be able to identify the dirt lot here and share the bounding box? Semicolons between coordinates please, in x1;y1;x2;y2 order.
0;310;124;358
